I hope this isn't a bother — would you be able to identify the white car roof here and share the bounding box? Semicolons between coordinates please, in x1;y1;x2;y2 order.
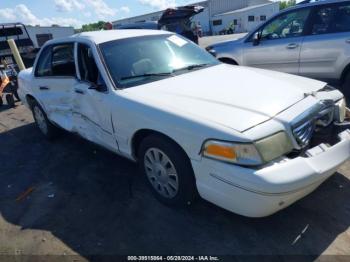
63;29;172;45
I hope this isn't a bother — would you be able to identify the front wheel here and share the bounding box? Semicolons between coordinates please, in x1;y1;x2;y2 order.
31;101;59;140
138;135;197;206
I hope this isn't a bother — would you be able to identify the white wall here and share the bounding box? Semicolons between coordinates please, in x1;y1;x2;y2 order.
211;2;279;34
209;0;271;16
209;0;246;16
114;11;163;27
26;26;75;48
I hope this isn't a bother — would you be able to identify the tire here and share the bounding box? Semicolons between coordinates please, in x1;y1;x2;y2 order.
30;100;59;140
138;135;197;207
5;94;15;107
342;71;350;102
0;96;3;107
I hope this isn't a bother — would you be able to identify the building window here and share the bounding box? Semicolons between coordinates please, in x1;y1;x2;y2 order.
212;19;222;26
233;19;238;25
36;34;53;47
248;16;255;22
260;15;267;21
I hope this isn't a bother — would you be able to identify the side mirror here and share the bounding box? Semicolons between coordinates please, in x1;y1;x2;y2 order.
253;32;261;46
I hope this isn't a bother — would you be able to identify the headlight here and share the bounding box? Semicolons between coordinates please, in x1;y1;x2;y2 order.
202;140;262;166
202;132;293;166
205;46;216;57
255;132;293;162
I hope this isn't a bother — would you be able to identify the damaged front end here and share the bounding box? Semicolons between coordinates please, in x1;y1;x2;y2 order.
288;96;350;158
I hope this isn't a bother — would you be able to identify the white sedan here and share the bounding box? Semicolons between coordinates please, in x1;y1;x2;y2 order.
18;30;350;217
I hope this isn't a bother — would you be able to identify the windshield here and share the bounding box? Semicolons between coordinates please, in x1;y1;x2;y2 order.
99;34;219;88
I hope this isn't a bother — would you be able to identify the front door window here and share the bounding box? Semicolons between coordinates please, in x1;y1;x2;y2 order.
260;8;311;40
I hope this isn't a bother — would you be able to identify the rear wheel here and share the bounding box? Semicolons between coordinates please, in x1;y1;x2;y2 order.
138;135;197;206
31;101;59;140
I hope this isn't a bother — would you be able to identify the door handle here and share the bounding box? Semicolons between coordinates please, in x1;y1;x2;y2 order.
74;89;85;95
286;43;298;49
39;86;49;90
346;39;350;44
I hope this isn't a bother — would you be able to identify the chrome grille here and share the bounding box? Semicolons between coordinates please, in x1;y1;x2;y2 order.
292;100;335;148
293;120;315;147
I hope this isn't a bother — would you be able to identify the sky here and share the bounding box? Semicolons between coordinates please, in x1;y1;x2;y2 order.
0;0;295;29
0;0;203;28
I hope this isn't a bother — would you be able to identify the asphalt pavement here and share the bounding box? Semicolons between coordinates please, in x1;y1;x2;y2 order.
0;102;349;261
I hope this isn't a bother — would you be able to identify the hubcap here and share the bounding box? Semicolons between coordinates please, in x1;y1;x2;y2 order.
33;106;48;134
144;148;179;199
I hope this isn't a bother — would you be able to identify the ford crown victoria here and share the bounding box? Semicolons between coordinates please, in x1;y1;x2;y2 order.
18;30;350;217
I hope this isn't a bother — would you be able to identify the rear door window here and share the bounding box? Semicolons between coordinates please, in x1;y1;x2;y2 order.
52;44;76;77
35;43;76;77
310;3;350;35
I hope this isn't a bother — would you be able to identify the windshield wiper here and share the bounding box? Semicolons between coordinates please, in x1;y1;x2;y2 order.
120;72;173;80
172;63;209;73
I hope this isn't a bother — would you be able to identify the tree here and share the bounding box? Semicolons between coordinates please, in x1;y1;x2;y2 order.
280;0;297;10
80;21;107;32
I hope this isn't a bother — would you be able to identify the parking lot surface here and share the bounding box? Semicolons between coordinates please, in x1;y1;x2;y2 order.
0;103;350;260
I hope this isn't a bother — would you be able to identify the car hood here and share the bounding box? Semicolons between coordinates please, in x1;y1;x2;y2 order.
209;37;245;49
123;64;326;132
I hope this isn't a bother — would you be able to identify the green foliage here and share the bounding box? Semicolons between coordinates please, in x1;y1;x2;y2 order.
280;0;297;10
81;21;107;32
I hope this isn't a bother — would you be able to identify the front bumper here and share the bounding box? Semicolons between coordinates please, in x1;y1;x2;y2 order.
192;130;350;217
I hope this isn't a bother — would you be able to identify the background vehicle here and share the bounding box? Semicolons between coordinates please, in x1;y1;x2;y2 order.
219;22;235;35
207;0;350;95
0;64;18;107
0;23;39;107
159;5;204;44
115;5;204;44
115;21;159;30
0;23;39;69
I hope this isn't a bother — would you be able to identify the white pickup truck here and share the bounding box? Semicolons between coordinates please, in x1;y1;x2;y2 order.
18;30;350;217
